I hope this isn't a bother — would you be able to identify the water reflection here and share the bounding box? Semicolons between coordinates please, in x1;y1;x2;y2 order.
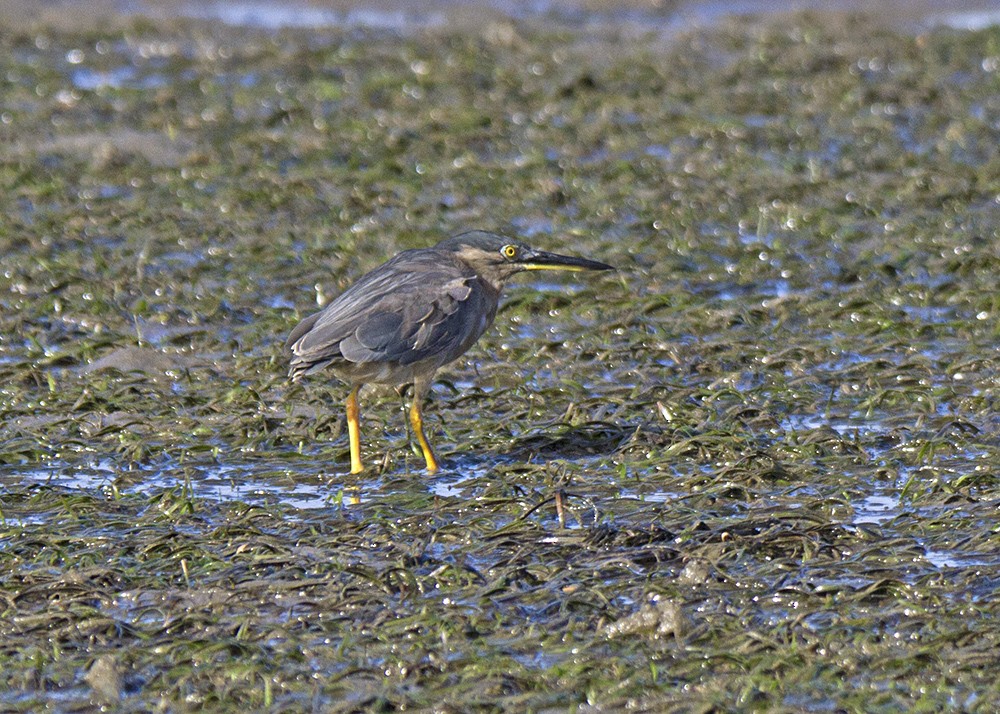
935;10;1000;30
852;493;899;525
176;3;447;30
0;460;366;512
132;0;1000;34
427;465;490;499
72;66;135;90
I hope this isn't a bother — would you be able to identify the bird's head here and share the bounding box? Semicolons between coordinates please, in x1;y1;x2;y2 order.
436;230;614;289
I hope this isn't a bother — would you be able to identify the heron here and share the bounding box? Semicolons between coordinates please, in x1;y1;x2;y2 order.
286;230;613;474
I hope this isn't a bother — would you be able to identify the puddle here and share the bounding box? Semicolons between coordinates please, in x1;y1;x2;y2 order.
430;473;480;498
933;10;1000;30
198;465;344;510
714;279;791;302
72;65;136;90
0;461;119;491
644;144;673;160
0;457;524;515
780;414;883;435
264;294;297;310
922;548;996;569
0;460;367;512
127;0;1000;36
173;3;448;31
899;304;957;325
618;489;685;504
673;1;1000;33
853;493;900;525
0;512;53;528
427;466;490;499
509;216;554;238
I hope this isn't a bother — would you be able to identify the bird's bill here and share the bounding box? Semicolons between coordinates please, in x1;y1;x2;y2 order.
519;249;615;272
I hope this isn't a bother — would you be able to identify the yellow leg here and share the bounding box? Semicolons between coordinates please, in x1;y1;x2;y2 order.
346;385;364;474
409;393;439;474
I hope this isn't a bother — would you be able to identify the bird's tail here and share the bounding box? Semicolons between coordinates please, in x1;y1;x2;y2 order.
288;358;309;384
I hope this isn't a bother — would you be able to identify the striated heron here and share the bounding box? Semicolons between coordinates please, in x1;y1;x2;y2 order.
286;230;614;474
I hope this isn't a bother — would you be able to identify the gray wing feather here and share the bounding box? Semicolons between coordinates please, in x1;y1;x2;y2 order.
287;250;494;380
338;312;401;362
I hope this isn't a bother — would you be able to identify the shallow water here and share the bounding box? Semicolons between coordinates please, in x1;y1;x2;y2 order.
175;2;449;31
135;0;1000;33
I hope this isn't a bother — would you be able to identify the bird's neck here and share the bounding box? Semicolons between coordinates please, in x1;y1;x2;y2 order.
477;273;507;295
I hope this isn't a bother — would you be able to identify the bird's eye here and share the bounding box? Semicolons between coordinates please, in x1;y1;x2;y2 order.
501;245;518;259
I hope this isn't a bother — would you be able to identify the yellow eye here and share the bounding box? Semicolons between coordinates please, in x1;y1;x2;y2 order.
501;244;518;259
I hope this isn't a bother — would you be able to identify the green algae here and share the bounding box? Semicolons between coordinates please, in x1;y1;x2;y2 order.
1;10;1000;712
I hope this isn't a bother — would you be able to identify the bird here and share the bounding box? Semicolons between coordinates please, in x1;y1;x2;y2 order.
286;230;614;474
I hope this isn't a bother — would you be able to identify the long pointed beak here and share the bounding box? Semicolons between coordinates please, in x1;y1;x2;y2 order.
519;249;615;272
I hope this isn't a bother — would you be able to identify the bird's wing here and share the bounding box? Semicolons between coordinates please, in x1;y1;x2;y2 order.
288;251;495;373
339;274;488;366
